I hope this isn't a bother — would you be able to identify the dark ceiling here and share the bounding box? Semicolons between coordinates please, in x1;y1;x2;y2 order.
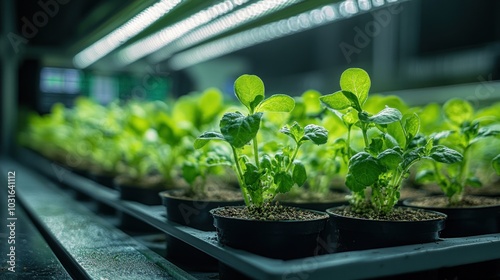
15;0;135;48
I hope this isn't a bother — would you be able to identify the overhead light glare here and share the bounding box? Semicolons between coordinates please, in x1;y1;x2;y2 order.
116;0;251;66
73;0;183;69
169;0;405;70
148;0;304;65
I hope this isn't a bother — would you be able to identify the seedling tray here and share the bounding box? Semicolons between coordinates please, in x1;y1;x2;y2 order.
13;149;500;279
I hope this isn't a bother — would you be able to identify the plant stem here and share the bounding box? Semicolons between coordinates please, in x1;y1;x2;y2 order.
456;145;470;201
286;143;301;172
231;146;250;205
347;125;352;159
361;124;370;148
252;137;260;169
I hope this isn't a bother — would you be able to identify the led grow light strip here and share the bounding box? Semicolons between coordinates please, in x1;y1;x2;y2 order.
168;0;401;70
116;0;251;66
119;0;304;66
73;0;183;69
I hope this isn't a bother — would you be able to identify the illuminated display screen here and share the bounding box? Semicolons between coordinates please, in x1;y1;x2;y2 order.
40;67;82;94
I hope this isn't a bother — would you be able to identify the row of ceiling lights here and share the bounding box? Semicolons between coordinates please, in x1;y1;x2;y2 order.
73;0;402;70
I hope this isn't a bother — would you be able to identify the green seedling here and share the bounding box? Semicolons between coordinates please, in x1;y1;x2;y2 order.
195;74;328;207
416;98;500;204
320;68;462;214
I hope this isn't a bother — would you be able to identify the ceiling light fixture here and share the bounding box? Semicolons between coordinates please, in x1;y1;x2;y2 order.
120;0;304;67
73;0;183;69
116;0;251;66
169;0;402;70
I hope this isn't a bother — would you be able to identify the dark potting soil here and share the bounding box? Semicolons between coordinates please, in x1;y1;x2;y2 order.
213;204;328;221
166;188;242;201
276;190;348;203
115;174;167;189
331;205;444;221
465;183;500;196
408;195;500;208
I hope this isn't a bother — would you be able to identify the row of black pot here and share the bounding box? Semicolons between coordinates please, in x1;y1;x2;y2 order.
68;168;500;279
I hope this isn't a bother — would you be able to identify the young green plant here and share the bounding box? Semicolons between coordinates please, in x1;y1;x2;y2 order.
416;98;500;204
320;68;463;214
195;74;328;207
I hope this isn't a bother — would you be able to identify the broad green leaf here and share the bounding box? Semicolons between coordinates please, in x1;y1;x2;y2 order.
402;148;424;170
345;152;383;192
199;88;223;123
301;124;328;145
220;112;263;148
443;99;474;125
342;109;359;126
261;154;274;171
292;161;307;186
367;138;383;155
429;145;463;164
255;94;295;113
466;177;482;188
415;169;436;183
320;91;351;110
234;74;265;113
275;171;294;193
493;154;500;175
475;127;500;139
369;107;403;125
339;68;371;106
182;162;199;185
386;122;406;147
243;162;260;188
377;148;403;170
302;90;322;114
382;133;400;149
431;130;455;142
280;122;304;143
341;91;362;112
404;113;420;140
194;132;225;149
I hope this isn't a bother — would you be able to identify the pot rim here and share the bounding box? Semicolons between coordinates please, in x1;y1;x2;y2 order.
402;195;500;210
209;205;329;223
326;205;447;223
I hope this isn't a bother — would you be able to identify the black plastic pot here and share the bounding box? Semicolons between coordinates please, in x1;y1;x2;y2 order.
326;206;446;252
403;196;500;280
159;190;243;271
89;171;116;214
212;206;328;258
211;206;329;279
115;181;165;232
403;197;500;238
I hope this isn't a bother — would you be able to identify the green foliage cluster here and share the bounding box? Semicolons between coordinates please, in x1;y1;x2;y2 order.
320;68;463;214
19;68;500;210
415;99;500;204
19;88;228;192
195;75;328;207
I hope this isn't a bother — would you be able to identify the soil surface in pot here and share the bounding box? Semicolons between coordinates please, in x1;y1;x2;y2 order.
465;182;500;196
165;187;242;201
408;195;500;208
115;174;168;189
331;205;445;221
276;190;347;203
213;204;328;221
